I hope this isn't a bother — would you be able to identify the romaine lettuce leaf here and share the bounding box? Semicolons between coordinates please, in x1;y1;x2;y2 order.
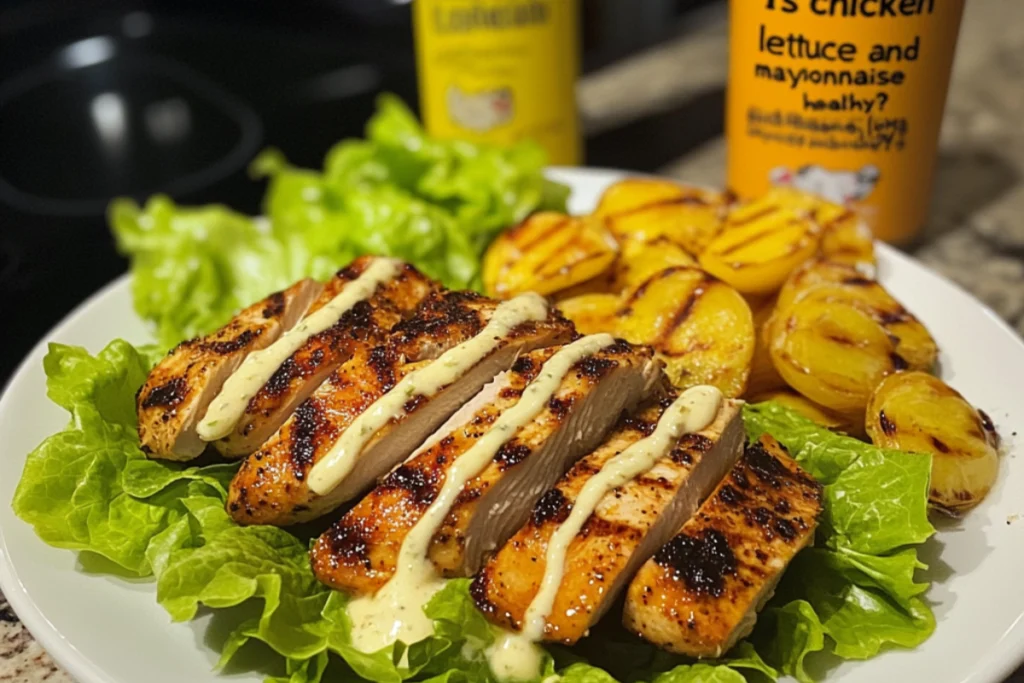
744;401;936;679
112;95;568;348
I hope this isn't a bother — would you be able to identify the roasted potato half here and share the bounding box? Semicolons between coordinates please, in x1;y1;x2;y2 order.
555;293;621;335
482;212;618;298
699;194;822;295
594;178;729;256
611;234;700;291
776;258;876;312
866;372;1000;515
766;286;910;415
615;266;754;397
741;186;875;266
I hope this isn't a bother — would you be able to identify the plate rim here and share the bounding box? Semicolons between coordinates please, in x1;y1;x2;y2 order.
2;166;1023;683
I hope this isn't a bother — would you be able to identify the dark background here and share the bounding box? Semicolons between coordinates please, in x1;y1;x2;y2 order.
0;0;719;383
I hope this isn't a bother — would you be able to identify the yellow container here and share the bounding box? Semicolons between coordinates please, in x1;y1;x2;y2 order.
413;0;582;166
726;0;965;244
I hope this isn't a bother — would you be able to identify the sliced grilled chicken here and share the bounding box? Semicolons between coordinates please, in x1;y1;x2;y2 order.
137;278;322;461
310;340;662;594
471;397;744;645
623;435;822;658
227;290;575;526
214;258;437;457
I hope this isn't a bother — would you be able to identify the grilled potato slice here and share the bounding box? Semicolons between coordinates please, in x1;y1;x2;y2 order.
745;295;787;396
612;235;700;290
766;286;908;415
699;194;822;295
750;390;861;435
483;212;618;298
776;258;876;312
556;293;621;335
775;261;937;373
615;267;754;397
594;179;728;256
739;187;875;266
866;372;1000;515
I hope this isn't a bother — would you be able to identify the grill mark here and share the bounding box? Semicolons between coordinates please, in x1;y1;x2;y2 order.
290;400;324;473
325;520;371;568
262;357;299;398
622;415;658;437
390;291;485;347
381;464;437;506
979;409;998;440
716;221;799;258
610;194;713;222
141;376;187;408
532;488;572;526
202;328;258;354
547;395;573;420
727;204;778;227
619;266;699;313
494;442;532;469
511;355;536;376
262;292;286;319
930;436;951;454
718;484;746;506
516;216;573;252
572;355;617;380
658;284;708;343
469;572;498;617
654;528;737;597
745;440;788;488
877;309;911;325
367;346;398;392
879;410;897;436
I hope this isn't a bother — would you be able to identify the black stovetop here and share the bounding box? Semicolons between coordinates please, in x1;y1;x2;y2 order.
0;0;721;383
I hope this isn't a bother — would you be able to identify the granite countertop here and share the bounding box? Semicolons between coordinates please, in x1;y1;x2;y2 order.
3;0;1023;680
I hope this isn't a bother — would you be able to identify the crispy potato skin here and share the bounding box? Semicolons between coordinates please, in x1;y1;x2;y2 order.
866;371;1000;515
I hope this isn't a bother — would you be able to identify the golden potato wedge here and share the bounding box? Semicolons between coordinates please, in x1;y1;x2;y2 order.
745;295;787;396
594;178;729;256
615;266;754;397
699;194;822;295
866;372;1000;515
555;293;620;335
482;212;618;298
766;286;908;415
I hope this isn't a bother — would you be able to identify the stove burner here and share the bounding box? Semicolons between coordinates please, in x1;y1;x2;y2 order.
0;42;263;217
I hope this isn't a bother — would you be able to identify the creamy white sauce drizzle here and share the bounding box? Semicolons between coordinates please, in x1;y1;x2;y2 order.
347;334;617;655
307;292;550;496
197;258;402;441
487;386;724;681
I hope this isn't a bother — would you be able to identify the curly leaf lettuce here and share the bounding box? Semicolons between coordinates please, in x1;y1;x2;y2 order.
112;95;568;348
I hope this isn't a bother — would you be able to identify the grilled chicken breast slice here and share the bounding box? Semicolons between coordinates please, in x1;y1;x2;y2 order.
137;278;322;461
215;259;437;457
623;435;822;658
227;290;574;526
310;341;662;594
471;398;744;645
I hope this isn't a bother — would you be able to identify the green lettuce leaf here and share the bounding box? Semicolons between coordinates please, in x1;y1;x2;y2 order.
744;402;936;679
113;95;568;348
11;341;226;575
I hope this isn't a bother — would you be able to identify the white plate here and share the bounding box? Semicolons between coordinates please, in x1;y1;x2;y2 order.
1;167;1023;683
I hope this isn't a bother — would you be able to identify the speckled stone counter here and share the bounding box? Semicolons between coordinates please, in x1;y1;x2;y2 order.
2;0;1022;680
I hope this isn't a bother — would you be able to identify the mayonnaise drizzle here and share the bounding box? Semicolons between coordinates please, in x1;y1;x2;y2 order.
487;385;724;681
347;334;617;655
307;292;550;496
197;259;403;441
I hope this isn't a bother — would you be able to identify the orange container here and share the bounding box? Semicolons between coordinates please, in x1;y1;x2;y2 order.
726;0;965;244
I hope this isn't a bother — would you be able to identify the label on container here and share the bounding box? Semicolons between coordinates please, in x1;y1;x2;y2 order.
726;0;965;243
414;0;581;166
